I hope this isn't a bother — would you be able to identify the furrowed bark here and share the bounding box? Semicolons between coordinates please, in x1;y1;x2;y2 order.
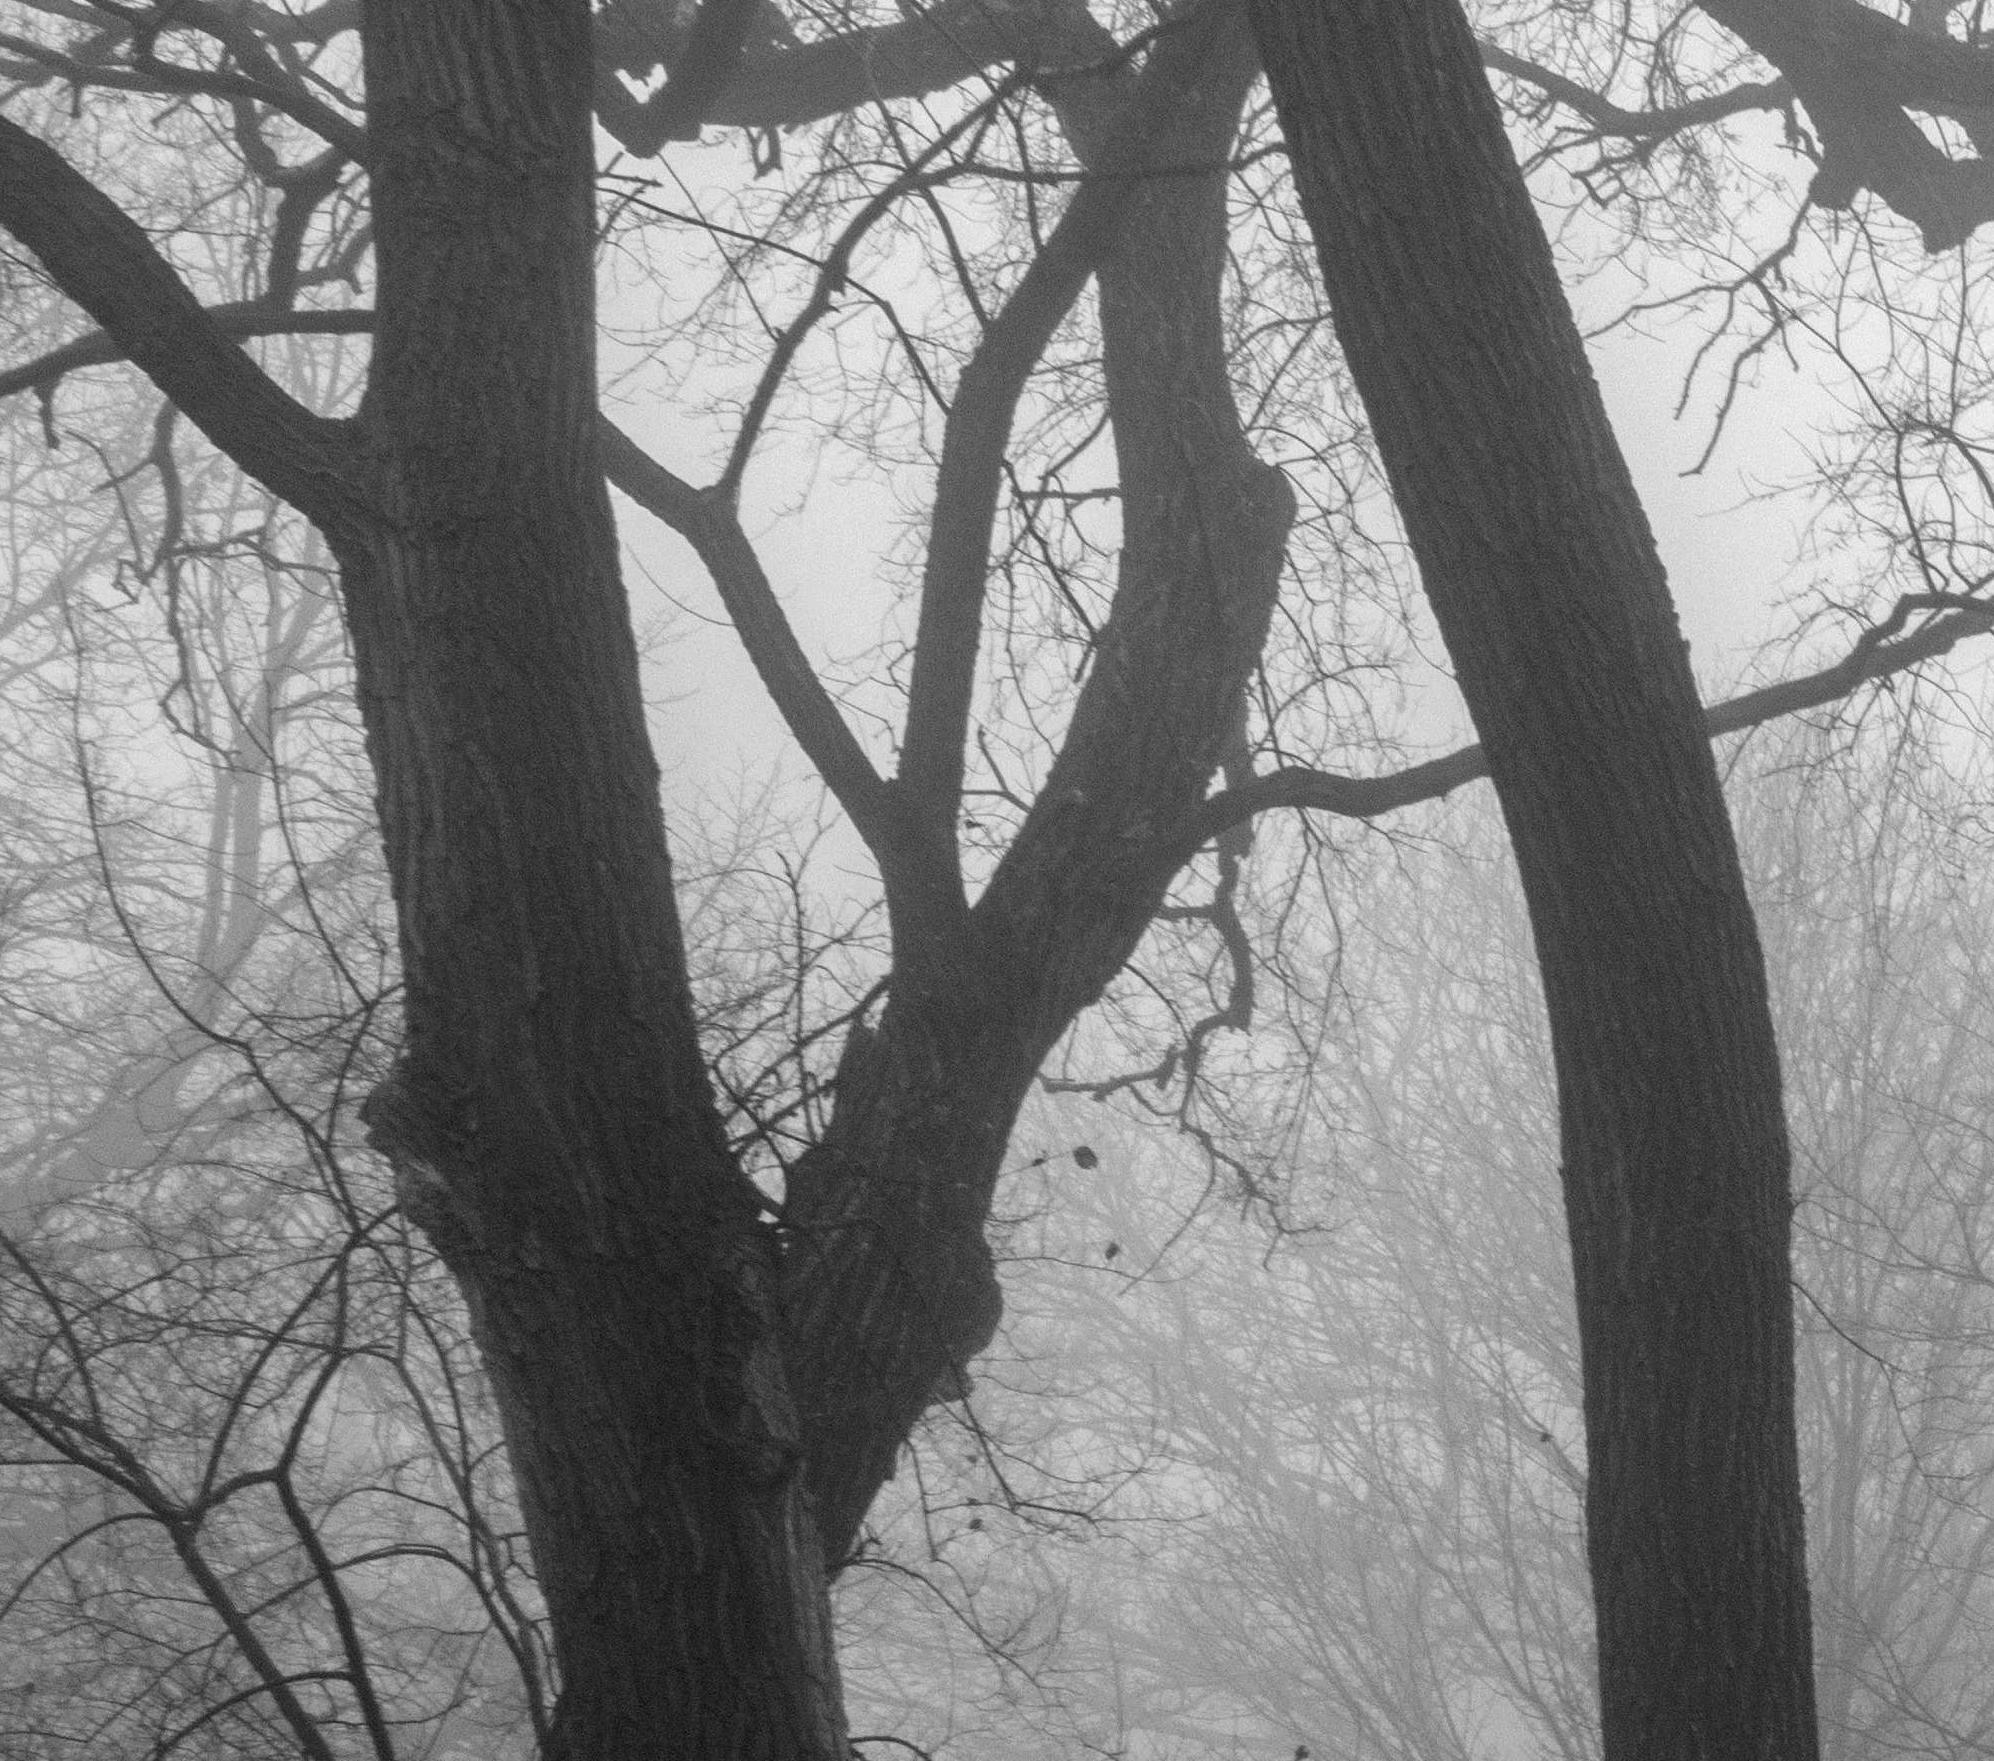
344;3;843;1753
1246;1;1820;1757
4;4;849;1743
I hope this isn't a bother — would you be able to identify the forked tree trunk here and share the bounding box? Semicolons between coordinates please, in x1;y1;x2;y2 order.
1245;3;1821;1757
346;4;845;1754
781;0;1293;1565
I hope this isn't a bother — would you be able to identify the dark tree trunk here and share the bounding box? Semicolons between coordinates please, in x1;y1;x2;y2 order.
0;0;1292;1730
1244;3;1821;1758
781;2;1294;1564
344;4;845;1754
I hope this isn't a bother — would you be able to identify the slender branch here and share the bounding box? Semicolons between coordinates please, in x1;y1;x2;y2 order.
0;116;365;533
0;16;367;161
1702;594;1994;732
0;304;375;403
8;274;1982;910
1174;596;1994;857
598;420;899;857
716;71;1033;503
3;298;910;885
1480;41;1790;140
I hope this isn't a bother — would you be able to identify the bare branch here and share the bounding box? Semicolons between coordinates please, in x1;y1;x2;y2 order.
715;71;1034;503
0;9;367;161
1176;595;1994;856
0;116;364;533
0;304;375;405
599;0;1118;150
896;0;1239;888
597;420;899;859
1480;41;1789;142
1698;0;1994;249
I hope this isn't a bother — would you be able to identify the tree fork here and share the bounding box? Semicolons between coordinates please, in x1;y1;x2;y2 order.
347;1;846;1752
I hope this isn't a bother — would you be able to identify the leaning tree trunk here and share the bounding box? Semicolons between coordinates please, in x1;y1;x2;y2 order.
346;4;845;1755
1244;3;1821;1758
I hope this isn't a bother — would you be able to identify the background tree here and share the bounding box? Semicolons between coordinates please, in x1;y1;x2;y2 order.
5;0;1994;1751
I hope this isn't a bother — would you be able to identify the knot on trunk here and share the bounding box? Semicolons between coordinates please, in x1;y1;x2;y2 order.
362;1059;478;1261
922;1232;1004;1408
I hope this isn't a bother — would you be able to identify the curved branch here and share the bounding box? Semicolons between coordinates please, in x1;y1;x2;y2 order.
1703;594;1994;732
716;69;1035;502
0;116;364;533
1698;0;1994;249
895;0;1238;892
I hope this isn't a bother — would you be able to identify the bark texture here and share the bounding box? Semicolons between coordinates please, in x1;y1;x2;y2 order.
1245;2;1820;1758
344;4;845;1755
780;0;1295;1564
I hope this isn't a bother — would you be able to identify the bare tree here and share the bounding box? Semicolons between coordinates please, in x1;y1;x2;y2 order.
1249;4;1818;1753
5;0;1994;1749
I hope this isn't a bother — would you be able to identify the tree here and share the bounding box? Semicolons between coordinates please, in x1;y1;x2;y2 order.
6;6;850;1752
878;721;1993;1761
1244;3;1815;1755
5;0;1994;1751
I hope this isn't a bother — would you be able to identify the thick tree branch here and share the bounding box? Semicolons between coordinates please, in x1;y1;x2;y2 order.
0;116;364;532
1175;596;1994;857
1480;42;1790;141
0;305;375;405
782;0;1289;1568
254;0;360;43
597;0;1117;150
594;0;771;154
1698;0;1994;248
895;0;1237;913
597;420;900;857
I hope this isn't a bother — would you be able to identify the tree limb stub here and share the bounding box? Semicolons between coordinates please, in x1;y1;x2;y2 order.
594;0;771;153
